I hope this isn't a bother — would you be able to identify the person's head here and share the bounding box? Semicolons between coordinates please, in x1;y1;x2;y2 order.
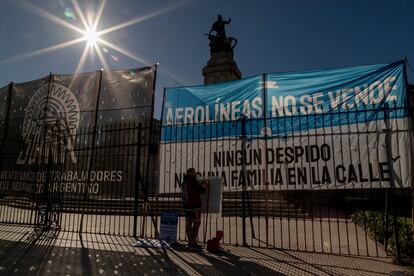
187;168;196;178
218;14;222;21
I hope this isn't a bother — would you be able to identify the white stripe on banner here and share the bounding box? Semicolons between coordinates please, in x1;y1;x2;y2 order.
158;118;411;193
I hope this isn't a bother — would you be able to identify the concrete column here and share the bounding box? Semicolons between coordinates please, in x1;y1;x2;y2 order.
202;52;241;85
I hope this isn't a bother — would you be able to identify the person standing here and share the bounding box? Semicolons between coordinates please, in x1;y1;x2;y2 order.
181;168;206;249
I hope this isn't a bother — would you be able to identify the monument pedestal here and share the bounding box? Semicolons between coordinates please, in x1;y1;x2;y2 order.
202;52;241;85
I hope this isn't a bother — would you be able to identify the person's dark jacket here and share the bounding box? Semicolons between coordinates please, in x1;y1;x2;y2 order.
182;175;206;209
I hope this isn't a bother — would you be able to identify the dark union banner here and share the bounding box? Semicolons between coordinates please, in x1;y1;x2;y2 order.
0;65;156;198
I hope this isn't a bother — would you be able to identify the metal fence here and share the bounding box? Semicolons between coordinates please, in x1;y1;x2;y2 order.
0;92;412;259
0;121;157;236
0;66;157;237
0;108;412;258
154;104;413;258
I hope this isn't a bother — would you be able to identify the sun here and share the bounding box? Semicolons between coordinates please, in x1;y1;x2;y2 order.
0;0;188;73
84;26;99;47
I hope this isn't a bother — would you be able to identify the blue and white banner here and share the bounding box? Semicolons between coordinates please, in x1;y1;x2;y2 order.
159;61;411;193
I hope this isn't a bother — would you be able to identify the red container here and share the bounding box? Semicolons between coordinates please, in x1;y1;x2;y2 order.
207;238;220;253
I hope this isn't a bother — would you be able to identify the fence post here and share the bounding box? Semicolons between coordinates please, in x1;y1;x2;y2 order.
262;73;269;246
403;57;414;245
78;69;103;235
240;114;247;246
0;82;13;174
383;188;389;256
383;102;401;263
0;83;12;224
38;73;53;230
133;123;142;238
143;64;158;203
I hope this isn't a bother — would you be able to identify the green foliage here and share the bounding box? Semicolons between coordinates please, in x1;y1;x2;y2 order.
351;210;414;259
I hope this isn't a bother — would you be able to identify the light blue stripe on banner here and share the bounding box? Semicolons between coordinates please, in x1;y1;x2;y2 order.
162;61;407;142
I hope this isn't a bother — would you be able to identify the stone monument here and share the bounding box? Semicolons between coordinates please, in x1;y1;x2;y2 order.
202;14;241;84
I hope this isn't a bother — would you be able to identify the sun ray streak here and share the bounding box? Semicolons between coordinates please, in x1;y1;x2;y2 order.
71;0;89;29
94;44;110;70
93;0;107;29
0;37;85;64
158;66;189;87
18;0;85;34
69;45;90;89
74;45;90;75
8;0;189;80
98;0;187;36
98;38;187;84
97;38;151;66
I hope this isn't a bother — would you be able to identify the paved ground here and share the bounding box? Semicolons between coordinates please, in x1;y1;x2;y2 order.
0;224;412;276
0;206;393;256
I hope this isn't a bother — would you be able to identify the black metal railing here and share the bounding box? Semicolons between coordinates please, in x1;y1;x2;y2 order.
154;104;413;259
0;101;412;260
0;121;157;235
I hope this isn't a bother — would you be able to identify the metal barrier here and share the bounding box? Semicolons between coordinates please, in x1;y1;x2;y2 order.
154;104;413;259
0;106;411;259
0;122;153;236
0;65;157;237
0;71;412;261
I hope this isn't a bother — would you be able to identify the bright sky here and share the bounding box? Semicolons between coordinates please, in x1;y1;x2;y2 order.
0;0;413;117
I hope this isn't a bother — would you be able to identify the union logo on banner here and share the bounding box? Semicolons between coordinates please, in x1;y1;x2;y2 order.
16;83;80;165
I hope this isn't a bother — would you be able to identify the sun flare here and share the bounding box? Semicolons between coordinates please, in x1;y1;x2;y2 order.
84;26;99;47
1;0;187;78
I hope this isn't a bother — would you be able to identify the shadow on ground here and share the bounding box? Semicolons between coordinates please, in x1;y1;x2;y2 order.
0;224;411;275
0;225;184;275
